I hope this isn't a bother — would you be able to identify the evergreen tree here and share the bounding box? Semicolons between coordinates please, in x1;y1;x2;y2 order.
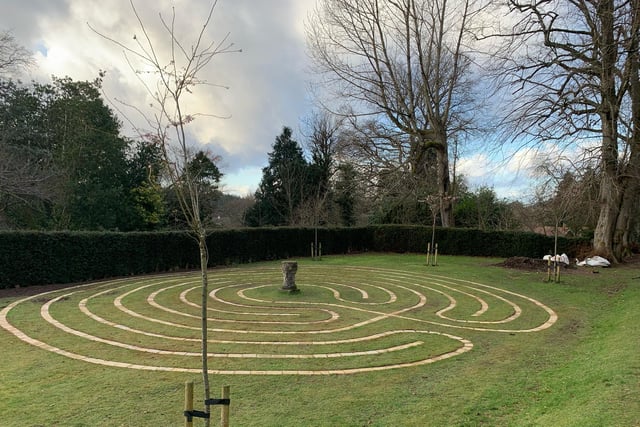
126;140;165;230
333;163;358;226
245;127;308;226
0;75;167;231
42;76;131;230
166;151;223;229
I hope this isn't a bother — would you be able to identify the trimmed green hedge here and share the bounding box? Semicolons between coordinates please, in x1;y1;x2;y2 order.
366;225;586;257
0;226;588;288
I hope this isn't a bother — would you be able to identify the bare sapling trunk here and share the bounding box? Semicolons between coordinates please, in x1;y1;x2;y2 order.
198;228;211;417
90;2;238;425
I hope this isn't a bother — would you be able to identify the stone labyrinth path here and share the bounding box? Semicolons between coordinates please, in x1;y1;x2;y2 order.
0;265;557;375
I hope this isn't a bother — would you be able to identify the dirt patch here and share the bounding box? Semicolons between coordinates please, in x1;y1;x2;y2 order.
497;254;640;274
602;282;628;296
496;256;576;272
620;253;640;268
0;282;79;299
497;257;556;272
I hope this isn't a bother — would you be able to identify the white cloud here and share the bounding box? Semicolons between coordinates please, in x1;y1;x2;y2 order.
3;0;316;197
5;0;583;201
457;149;539;199
457;139;595;200
221;166;263;197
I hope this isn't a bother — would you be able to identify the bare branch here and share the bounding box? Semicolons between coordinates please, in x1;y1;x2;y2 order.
307;0;482;226
89;2;239;423
0;30;34;77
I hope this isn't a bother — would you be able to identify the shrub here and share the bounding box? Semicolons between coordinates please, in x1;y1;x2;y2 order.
0;227;589;288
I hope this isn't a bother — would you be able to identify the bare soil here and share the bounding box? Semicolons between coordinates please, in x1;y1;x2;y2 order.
497;253;640;273
498;256;553;272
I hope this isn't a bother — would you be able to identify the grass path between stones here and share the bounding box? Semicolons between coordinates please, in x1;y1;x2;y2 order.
0;253;638;426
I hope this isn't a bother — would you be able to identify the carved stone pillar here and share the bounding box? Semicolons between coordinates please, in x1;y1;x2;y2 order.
281;261;298;292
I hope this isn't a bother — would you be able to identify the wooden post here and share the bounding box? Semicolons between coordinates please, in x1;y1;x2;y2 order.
185;381;194;427
546;256;551;282
426;242;431;266
311;242;315;259
221;385;230;427
319;242;322;259
434;243;438;266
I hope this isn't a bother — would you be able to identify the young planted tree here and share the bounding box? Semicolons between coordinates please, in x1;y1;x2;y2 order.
91;1;238;424
533;162;581;259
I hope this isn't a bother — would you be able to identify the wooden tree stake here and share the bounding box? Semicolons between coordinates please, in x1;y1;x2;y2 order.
221;385;230;427
185;381;194;427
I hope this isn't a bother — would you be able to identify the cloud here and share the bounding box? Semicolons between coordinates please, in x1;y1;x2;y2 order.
456;139;595;200
2;0;316;196
457;149;539;199
5;1;582;202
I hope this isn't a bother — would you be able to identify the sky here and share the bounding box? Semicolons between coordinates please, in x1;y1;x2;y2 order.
1;0;539;200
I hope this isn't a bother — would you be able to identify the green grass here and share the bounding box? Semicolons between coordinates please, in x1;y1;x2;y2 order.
1;253;638;426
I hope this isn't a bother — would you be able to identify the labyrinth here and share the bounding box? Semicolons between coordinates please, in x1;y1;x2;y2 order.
0;264;557;376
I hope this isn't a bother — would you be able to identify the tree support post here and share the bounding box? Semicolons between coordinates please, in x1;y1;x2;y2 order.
184;382;231;426
546;256;551;282
221;385;230;427
185;381;194;427
434;243;439;266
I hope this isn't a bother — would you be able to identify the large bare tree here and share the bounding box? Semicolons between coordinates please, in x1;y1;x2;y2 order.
295;111;342;226
306;0;480;226
0;32;53;226
0;30;34;78
0;144;58;223
91;1;238;424
493;0;640;261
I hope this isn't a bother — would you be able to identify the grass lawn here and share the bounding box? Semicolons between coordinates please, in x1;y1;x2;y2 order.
0;253;638;426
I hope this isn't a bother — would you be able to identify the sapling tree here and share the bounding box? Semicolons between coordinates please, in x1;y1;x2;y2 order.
533;159;588;281
91;1;238;424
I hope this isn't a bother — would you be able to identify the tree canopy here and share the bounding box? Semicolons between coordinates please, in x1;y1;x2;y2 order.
245;127;309;226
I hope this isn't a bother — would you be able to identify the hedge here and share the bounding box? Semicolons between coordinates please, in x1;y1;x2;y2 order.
0;226;589;288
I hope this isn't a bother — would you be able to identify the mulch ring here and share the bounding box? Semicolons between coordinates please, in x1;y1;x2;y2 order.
497;253;640;273
496;256;576;272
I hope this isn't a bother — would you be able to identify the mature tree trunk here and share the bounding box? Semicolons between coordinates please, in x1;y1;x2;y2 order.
616;183;639;256
593;0;621;261
619;16;640;258
593;0;640;261
499;0;640;262
594;181;621;260
435;142;453;227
